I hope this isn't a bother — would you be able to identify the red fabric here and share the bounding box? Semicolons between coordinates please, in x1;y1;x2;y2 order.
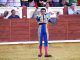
44;46;48;55
34;2;38;7
78;0;80;5
39;46;42;55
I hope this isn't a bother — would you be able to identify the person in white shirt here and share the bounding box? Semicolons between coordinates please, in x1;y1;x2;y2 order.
6;0;21;7
68;3;77;14
29;0;35;7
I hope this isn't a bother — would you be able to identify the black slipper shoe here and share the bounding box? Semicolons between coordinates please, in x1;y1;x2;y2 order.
44;55;52;57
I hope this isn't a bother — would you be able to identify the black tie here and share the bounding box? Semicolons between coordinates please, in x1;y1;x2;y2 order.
43;15;44;20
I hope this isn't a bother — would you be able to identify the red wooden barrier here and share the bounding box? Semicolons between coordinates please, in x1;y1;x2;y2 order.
0;15;80;42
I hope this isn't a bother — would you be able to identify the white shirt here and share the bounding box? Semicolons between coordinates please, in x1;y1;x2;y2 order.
7;0;21;7
29;0;35;7
68;8;76;15
37;14;50;24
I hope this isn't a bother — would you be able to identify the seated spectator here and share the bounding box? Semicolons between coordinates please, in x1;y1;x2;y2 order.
52;0;60;7
39;0;47;7
68;4;77;15
0;11;9;19
3;11;9;19
0;0;7;7
61;0;69;6
45;2;50;9
6;0;21;7
45;1;53;7
8;9;20;19
34;0;47;7
34;0;39;7
69;0;78;6
33;0;52;7
45;2;53;13
21;0;29;7
28;0;38;7
76;10;80;14
48;1;53;7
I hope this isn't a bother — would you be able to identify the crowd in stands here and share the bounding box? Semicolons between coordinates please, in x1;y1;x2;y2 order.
0;0;28;7
28;0;79;7
0;0;79;7
28;0;70;7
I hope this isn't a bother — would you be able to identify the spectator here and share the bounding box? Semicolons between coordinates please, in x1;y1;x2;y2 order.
39;0;47;7
45;1;53;7
21;0;29;7
0;11;9;19
34;0;39;7
3;11;9;19
6;0;21;7
69;0;78;6
68;4;76;15
61;0;69;6
33;0;52;7
28;0;38;7
76;10;80;14
52;0;60;7
0;0;7;6
45;2;53;15
45;2;50;9
8;9;20;19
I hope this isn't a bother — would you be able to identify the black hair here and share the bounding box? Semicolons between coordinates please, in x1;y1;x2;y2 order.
41;8;46;11
28;0;33;2
11;9;15;13
4;11;9;17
